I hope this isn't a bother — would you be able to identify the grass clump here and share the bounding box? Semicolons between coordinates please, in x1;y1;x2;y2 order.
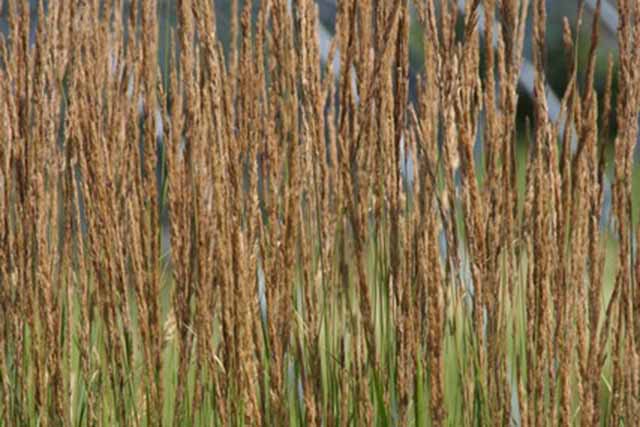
1;0;639;425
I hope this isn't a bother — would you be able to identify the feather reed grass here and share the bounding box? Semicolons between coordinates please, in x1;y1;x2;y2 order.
1;0;639;425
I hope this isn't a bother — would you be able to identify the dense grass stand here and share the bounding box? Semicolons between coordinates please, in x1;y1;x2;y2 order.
0;0;639;426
